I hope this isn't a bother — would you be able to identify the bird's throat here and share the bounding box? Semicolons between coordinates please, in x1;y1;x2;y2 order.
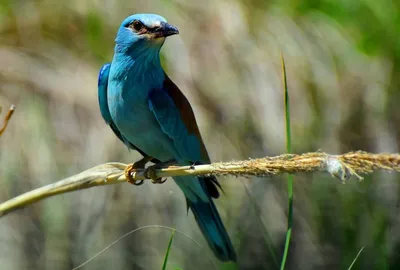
111;49;165;101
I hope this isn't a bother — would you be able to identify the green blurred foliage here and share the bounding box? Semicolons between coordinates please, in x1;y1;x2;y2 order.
0;0;399;269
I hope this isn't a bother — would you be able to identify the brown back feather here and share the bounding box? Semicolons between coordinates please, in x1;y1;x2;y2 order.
163;74;221;198
163;73;210;162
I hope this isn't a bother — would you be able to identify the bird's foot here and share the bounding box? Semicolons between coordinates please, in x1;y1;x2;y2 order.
145;159;177;184
125;156;153;186
143;166;166;184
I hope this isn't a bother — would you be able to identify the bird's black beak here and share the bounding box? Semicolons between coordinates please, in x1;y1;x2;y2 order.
151;22;179;38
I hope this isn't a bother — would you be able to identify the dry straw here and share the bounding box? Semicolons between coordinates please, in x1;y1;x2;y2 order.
0;151;399;217
0;104;15;136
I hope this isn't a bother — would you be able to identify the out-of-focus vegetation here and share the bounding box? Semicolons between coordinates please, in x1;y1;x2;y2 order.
0;0;399;269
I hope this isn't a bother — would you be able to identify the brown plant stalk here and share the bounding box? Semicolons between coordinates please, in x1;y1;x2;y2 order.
0;151;399;217
0;105;15;136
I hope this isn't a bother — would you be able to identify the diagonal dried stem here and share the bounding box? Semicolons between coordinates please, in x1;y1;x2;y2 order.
0;105;15;136
0;151;399;217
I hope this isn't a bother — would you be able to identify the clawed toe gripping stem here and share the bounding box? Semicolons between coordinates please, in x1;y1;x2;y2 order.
124;156;154;186
144;166;167;184
125;158;175;185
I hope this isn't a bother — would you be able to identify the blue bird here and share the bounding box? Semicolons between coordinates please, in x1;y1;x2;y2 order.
98;14;236;262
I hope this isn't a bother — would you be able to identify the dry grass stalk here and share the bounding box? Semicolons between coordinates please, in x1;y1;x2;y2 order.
0;151;399;217
0;105;15;137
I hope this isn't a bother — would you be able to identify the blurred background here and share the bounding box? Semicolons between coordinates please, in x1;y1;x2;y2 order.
0;0;399;269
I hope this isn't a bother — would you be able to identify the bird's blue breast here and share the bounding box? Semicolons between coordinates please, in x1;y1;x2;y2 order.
107;55;178;161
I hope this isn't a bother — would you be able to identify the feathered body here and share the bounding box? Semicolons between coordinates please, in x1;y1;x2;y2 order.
98;14;236;261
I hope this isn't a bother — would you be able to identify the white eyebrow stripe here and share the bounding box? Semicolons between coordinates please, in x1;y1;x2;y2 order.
147;21;161;28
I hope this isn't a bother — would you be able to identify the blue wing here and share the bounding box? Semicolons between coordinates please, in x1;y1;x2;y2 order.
148;74;236;261
148;74;221;198
98;63;157;160
148;74;209;163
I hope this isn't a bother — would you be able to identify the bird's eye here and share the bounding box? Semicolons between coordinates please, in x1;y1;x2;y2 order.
130;20;144;31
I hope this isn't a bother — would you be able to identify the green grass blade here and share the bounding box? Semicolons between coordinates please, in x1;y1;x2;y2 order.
348;246;365;270
280;52;293;270
282;55;292;154
162;228;176;270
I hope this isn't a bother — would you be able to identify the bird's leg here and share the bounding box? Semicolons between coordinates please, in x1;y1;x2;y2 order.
125;156;153;186
144;159;177;184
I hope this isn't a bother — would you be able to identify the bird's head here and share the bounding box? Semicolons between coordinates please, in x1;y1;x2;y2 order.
115;14;179;53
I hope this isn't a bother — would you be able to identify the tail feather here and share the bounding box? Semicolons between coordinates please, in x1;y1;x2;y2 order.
187;194;237;262
173;175;236;262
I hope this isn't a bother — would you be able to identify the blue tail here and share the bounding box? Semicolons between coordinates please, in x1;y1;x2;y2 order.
187;192;237;262
173;175;236;262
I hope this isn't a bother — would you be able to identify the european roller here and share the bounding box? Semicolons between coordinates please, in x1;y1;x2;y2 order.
98;14;236;262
